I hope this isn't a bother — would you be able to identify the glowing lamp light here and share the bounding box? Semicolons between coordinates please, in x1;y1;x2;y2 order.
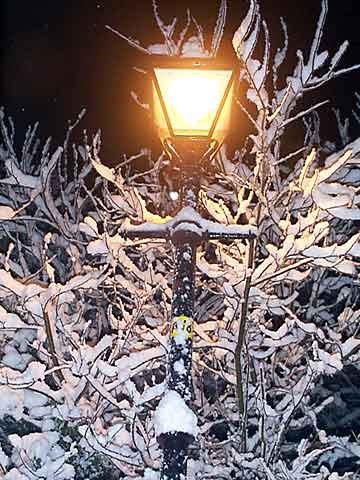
152;61;235;150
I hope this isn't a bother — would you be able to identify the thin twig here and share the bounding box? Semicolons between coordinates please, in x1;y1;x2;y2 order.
235;237;255;451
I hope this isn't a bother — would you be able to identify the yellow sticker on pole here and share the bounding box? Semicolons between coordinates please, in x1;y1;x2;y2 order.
170;315;193;339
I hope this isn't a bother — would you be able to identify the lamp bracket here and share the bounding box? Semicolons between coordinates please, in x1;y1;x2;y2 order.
163;137;219;169
121;206;256;244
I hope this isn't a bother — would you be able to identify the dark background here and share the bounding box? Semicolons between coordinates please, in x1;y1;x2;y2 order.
1;0;360;166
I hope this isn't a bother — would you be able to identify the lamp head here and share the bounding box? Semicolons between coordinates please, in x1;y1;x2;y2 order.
151;58;235;164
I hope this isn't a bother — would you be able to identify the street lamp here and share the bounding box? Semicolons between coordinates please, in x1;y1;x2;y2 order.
123;58;255;480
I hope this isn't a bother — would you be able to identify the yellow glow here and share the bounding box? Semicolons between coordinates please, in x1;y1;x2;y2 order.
153;68;232;137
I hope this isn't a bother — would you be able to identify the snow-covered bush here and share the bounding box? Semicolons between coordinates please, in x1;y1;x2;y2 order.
1;0;360;478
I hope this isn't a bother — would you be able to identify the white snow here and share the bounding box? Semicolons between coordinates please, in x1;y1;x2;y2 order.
125;206;257;240
310;341;343;376
181;36;209;58
138;382;165;406
0;445;9;469
183;252;191;261
0;205;16;220
154;390;198;437
144;468;160;480
7;432;75;480
169;191;179;201
232;0;258;60
340;336;360;357
173;359;186;375
0;387;24;420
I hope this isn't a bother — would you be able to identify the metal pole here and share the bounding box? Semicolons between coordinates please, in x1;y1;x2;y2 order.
158;242;196;479
168;241;196;400
159;174;199;480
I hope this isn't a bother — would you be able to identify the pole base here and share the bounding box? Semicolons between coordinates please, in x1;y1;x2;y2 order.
158;432;194;480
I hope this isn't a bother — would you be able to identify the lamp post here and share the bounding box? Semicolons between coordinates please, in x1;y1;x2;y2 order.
123;58;256;479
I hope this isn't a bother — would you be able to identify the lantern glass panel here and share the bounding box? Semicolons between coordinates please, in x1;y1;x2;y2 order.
153;67;233;139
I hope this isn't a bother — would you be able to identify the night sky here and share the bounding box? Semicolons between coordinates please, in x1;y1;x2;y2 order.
1;1;360;166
